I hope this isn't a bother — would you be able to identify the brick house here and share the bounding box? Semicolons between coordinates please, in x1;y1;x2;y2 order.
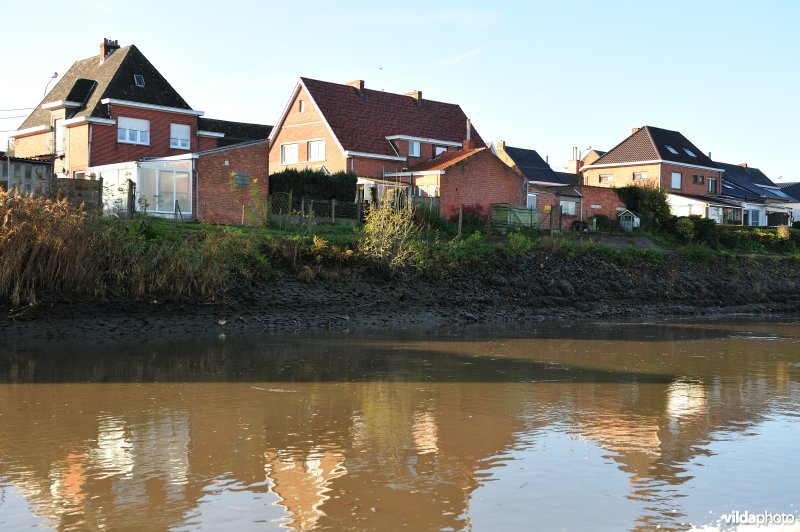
383;146;527;220
10;38;271;223
580;126;733;222
715;161;793;226
268;77;486;205
494;141;627;229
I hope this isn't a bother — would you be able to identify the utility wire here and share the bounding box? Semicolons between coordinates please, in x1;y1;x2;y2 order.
0;107;34;112
0;115;27;120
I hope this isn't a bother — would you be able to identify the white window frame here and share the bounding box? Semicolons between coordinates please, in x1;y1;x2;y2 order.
54;119;65;153
707;178;717;194
307;139;325;162
434;146;447;156
560;200;577;216
280;143;298;164
632;172;648;181
409;140;421;157
117;117;150;146
170;124;191;150
749;209;761;226
599;174;613;184
526;192;537;208
671;172;682;189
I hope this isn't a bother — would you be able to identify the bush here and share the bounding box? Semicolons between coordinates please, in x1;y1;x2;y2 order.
675;217;694;242
269;168;357;201
450;204;490;233
592;214;613;231
615;184;671;231
359;203;421;271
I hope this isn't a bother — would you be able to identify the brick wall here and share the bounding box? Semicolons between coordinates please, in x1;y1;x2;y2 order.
66;124;89;176
90;106;200;167
582;163;661;188
579;185;627;221
12;133;50;159
660;163;722;196
196;141;269;225
434;149;526;220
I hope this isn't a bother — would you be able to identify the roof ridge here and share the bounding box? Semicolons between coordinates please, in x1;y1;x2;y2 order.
588;127;642;167
642;125;662;159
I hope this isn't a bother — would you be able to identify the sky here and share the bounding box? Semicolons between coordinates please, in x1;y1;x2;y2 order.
2;0;799;180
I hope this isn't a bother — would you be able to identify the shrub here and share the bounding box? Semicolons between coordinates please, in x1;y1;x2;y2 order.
268;168;357;201
615;184;671;231
688;215;719;248
359;203;421;271
592;214;613;231
675;217;694;242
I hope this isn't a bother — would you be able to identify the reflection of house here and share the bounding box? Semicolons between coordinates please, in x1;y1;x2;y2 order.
9;38;271;224
0;153;52;195
715;161;793;226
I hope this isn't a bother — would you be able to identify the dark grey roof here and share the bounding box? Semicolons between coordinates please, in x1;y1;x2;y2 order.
198;118;273;147
553;171;581;186
502;145;576;185
590;126;719;169
20;45;192;129
715;161;791;203
776;182;800;202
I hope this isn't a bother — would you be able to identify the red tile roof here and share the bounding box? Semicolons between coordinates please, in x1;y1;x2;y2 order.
301;77;482;157
408;147;485;172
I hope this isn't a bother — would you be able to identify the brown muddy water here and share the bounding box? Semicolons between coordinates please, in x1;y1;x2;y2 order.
1;319;800;531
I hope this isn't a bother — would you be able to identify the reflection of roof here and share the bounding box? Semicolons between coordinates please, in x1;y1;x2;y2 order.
408;148;484;171
300;77;482;157
20;45;192;129
589;126;719;169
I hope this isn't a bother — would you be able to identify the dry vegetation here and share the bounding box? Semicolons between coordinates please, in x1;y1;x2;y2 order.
0;191;268;306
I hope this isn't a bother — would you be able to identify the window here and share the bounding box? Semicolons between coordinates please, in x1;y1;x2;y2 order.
280;143;298;164
74;171;85;180
671;172;682;189
526;193;537;208
708;206;723;223
632;172;648;181
117;117;150;146
409;140;421;157
12;163;20;178
170;124;191;149
24;165;32;179
684;148;697;157
1;162;6;177
134;74;145;87
560;200;577;216
707;178;717;193
749;209;761;226
599;174;613;184
54;119;65;153
435;146;448;156
426;184;438;197
307;139;325;161
298;100;305;113
665;145;679;155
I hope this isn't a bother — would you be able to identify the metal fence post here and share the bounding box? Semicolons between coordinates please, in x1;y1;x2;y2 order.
332;198;336;223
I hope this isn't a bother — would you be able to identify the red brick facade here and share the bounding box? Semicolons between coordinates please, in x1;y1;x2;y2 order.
196;141;269;225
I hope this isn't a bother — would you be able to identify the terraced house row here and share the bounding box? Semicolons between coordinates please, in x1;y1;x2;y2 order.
4;38;798;227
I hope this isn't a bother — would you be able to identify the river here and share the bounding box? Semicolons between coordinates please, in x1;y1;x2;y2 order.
1;319;799;530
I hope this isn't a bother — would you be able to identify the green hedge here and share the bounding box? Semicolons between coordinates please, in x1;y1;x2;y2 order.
269;168;357;202
717;225;800;253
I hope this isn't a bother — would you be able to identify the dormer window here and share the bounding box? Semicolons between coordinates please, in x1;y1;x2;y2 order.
134;74;145;87
683;148;697;157
409;141;421;157
665;145;679;155
435;146;447;156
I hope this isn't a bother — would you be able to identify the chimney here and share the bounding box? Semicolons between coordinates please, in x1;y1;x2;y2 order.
567;146;580;174
631;127;641;135
462;119;477;150
404;89;422;101
100;38;120;62
738;162;748;168
496;140;506;151
346;79;364;93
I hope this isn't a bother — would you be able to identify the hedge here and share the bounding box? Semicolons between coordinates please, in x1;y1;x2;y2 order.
269;168;357;202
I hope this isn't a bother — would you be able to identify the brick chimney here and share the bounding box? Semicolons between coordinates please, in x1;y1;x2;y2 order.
100;38;120;62
462;118;478;150
496;140;506;151
404;89;422;101
346;79;365;94
631;127;641;135
738;162;748;168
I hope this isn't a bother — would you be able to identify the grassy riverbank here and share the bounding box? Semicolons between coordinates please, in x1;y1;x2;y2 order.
2;191;800;311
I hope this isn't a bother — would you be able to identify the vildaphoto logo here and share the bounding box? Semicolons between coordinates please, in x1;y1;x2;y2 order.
719;511;797;526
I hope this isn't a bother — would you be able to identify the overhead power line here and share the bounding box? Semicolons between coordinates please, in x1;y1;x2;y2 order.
0;107;34;112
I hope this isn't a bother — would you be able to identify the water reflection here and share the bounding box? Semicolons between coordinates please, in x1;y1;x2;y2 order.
0;319;799;530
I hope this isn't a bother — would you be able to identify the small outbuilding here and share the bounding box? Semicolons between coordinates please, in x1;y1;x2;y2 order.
618;209;641;231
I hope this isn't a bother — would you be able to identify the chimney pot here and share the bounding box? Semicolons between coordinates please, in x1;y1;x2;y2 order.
346;79;365;92
99;38;120;62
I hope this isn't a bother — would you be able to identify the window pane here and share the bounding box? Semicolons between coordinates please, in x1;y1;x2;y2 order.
118;128;126;141
140;130;149;144
158;170;174;211
174;172;190;214
671;172;681;189
138;168;158;211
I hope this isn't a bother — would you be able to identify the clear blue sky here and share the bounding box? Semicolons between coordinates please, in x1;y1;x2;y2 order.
2;0;798;180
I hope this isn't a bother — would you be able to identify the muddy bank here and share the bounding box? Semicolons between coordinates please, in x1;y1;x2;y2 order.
2;251;800;346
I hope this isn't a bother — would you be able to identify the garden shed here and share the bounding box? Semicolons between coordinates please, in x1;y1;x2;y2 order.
618;209;641;231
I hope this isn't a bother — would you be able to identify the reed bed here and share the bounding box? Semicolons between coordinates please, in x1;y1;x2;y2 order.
0;191;269;306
